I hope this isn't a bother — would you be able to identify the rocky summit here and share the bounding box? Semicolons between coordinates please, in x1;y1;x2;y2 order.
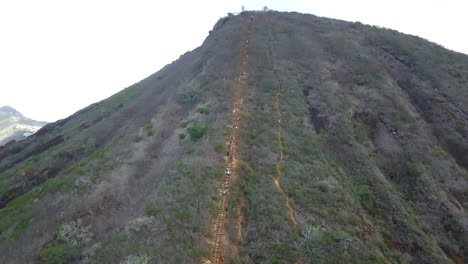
0;11;466;264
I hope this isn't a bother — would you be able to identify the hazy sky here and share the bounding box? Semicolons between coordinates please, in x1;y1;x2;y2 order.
1;0;467;122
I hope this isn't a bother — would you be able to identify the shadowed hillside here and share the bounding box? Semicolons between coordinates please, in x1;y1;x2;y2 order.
0;11;467;264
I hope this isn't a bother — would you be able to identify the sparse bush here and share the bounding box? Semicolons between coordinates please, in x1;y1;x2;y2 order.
187;122;207;140
56;218;92;246
42;242;78;264
180;121;189;128
314;182;330;193
145;201;158;216
10;145;24;154
354;185;375;211
12;218;29;238
142;120;154;136
74;177;93;190
197;107;209;114
126;216;154;234
178;81;201;106
134;136;144;142
302;224;320;246
214;143;224;153
120;255;151;264
403;153;422;178
399;114;410;122
179;133;186;140
405;162;422;178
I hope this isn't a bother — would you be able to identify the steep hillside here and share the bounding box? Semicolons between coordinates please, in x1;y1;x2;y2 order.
0;11;467;264
0;106;47;146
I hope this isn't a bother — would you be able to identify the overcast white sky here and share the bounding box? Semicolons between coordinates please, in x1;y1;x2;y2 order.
1;0;467;122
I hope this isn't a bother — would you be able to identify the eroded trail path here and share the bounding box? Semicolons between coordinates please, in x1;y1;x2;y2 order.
211;19;252;264
274;83;305;264
273;88;299;233
268;26;304;264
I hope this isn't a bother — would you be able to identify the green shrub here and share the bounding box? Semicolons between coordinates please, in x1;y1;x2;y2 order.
11;218;29;238
180;121;189;128
187;122;207;140
379;227;392;239
126;216;154;234
10;145;24;154
399;114;410;122
354;185;375;211
55;219;92;246
178;81;201;106
121;255;151;264
42;242;78;264
405;162;422;178
134;136;144;142
197;107;209;114
142;120;154;136
179;133;186;140
401;151;422;178
146;207;161;215
214;143;224;153
314;183;330;193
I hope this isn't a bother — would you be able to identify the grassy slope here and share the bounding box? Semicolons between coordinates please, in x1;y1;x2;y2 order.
0;11;466;264
236;12;467;264
0;14;244;263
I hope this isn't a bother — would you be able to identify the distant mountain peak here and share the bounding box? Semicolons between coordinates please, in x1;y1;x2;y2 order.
0;105;46;145
0;106;23;117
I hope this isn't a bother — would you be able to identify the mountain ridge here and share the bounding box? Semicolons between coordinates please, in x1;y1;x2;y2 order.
0;11;466;264
0;106;23;117
0;105;47;146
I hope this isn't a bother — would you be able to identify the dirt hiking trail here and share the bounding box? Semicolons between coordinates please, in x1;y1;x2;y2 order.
211;17;253;264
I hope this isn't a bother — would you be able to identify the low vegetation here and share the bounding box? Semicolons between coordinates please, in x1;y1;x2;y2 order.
0;11;466;264
186;122;208;140
178;81;201;106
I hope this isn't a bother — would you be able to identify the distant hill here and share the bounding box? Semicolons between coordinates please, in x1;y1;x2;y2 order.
0;106;47;146
0;11;466;264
